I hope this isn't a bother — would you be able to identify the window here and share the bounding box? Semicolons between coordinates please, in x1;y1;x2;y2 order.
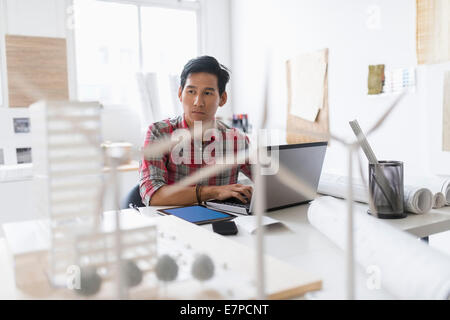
73;0;140;107
73;0;200;118
140;6;198;74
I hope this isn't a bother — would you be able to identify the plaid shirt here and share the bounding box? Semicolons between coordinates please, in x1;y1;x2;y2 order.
139;115;252;205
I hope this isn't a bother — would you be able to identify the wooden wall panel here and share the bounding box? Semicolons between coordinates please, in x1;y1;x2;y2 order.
416;0;450;65
5;35;69;108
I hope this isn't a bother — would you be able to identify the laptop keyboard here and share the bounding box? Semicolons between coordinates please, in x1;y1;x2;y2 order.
216;197;250;208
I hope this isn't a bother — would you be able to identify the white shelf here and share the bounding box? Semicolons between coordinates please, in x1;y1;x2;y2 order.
0;164;33;182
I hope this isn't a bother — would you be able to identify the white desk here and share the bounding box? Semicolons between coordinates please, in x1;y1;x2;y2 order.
140;200;450;299
2;198;450;300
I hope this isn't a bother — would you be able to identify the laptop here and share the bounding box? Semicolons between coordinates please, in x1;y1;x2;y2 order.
205;142;327;215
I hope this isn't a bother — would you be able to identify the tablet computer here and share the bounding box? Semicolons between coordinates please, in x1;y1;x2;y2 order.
157;205;235;225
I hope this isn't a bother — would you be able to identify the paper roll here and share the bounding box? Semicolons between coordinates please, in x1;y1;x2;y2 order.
403;185;433;214
404;176;450;205
444;181;450;205
307;196;450;300
432;192;446;209
318;173;433;214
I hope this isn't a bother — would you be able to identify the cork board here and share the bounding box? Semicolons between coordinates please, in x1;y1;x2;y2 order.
416;0;450;65
443;71;450;152
5;35;69;108
286;48;329;144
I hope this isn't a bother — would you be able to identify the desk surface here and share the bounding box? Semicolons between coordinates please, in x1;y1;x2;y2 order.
140;204;390;299
142;199;450;299
352;201;450;238
2;198;450;300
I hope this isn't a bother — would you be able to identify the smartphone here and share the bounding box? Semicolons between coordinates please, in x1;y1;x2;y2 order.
212;220;238;235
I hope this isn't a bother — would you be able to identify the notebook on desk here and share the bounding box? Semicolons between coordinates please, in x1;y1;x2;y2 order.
206;142;327;215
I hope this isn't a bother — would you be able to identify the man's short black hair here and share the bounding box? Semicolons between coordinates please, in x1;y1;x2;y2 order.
180;56;230;95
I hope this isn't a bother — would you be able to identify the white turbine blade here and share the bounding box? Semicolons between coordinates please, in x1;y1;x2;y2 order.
346;146;355;299
166;164;233;194
142;127;317;202
275;165;318;200
141;126;205;160
286;128;347;145
163;143;318;202
366;91;407;137
253;160;266;299
260;64;270;130
267;152;317;199
163;150;251;196
141;136;179;159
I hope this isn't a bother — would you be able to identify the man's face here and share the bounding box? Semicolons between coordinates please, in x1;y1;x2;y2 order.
178;72;227;126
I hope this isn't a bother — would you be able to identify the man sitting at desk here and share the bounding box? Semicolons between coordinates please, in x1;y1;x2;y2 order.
139;56;253;206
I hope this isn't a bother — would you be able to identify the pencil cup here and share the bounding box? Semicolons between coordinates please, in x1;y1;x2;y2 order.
368;161;406;219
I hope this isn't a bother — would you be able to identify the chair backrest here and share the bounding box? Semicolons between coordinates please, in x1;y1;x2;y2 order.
121;184;144;209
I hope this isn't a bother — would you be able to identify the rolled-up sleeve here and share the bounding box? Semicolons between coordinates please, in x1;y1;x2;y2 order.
139;125;168;206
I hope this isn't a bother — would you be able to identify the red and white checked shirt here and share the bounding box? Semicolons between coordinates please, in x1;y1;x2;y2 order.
139;115;252;205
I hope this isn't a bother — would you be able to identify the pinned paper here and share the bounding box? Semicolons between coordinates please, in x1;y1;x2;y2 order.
383;67;416;94
368;64;385;95
286;48;329;144
287;50;327;122
233;215;283;234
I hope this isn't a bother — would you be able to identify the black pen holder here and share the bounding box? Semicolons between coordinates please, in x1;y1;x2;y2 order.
367;161;406;219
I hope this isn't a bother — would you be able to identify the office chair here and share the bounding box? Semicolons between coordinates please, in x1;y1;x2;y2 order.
121;184;144;209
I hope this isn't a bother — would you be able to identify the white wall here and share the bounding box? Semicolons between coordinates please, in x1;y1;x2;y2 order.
230;0;450;178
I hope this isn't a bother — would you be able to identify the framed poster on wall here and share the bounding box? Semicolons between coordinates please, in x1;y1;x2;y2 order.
13;117;30;133
16;147;32;164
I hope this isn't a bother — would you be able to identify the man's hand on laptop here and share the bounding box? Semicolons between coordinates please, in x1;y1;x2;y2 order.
207;184;253;203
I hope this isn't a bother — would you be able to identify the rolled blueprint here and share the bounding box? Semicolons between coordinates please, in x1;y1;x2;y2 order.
404;176;450;205
433;192;446;209
307;196;450;300
318;173;433;214
403;185;433;214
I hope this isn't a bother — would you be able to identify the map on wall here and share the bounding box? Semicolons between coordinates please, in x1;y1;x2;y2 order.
5;35;69;108
13;118;30;133
16;147;32;164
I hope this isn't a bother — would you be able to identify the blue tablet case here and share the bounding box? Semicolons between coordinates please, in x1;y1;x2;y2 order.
161;205;234;224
